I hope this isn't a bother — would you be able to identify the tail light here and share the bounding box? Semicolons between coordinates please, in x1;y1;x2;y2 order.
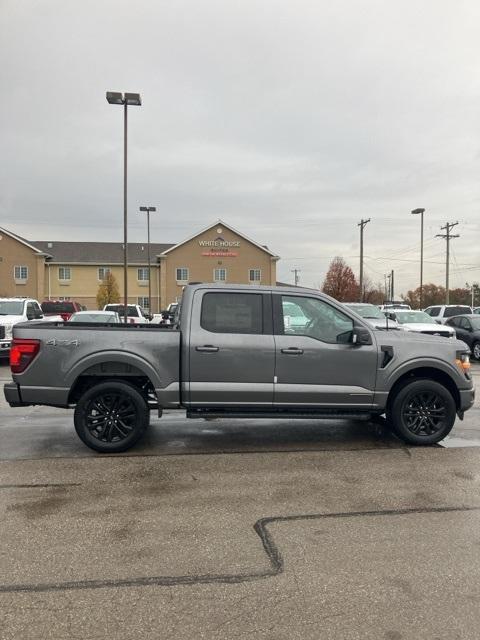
10;338;40;373
60;313;71;322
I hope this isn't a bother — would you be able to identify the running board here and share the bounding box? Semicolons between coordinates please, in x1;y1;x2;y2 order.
187;407;374;420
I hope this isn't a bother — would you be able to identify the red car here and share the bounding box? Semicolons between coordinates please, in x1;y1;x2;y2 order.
41;300;83;322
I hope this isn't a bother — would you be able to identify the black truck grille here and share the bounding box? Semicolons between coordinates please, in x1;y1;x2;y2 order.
0;326;5;340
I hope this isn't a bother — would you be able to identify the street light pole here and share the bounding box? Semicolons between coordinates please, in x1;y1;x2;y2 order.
411;208;425;308
106;91;142;323
139;206;156;314
358;218;370;302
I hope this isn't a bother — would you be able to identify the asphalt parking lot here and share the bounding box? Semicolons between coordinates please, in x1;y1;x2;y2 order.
1;362;480;639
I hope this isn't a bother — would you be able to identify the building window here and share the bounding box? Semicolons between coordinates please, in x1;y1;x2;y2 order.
98;267;111;281
176;267;189;283
58;266;71;281
14;265;28;283
138;296;149;310
249;269;261;283
213;268;227;282
137;268;149;282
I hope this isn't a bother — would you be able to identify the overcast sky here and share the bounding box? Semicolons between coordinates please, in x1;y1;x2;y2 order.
1;0;480;295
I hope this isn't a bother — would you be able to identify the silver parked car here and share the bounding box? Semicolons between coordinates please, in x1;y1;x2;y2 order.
68;311;121;324
385;310;456;338
345;303;399;330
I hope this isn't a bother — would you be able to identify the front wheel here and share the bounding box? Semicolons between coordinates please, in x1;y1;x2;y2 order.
387;379;456;445
74;381;149;453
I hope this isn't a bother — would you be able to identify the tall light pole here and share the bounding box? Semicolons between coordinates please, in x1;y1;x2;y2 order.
139;206;156;314
411;208;425;308
106;91;142;322
358;218;370;302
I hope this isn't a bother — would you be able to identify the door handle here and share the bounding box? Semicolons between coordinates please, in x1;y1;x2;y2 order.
281;347;304;355
196;345;219;353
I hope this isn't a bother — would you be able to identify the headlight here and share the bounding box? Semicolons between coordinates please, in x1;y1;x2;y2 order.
4;323;13;338
456;352;471;374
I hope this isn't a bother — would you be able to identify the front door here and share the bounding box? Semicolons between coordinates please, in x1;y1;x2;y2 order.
187;290;275;406
273;294;378;408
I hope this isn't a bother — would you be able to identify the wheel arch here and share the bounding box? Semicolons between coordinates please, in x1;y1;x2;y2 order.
67;351;161;405
386;366;460;411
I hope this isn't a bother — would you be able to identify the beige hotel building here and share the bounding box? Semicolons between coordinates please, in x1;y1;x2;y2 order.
0;220;280;313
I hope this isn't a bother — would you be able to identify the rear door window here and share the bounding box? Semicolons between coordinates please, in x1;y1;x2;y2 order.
201;292;263;334
444;306;471;318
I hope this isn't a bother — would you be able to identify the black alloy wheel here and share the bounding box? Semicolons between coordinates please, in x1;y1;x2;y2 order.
387;379;456;445
402;391;447;437
74;381;149;453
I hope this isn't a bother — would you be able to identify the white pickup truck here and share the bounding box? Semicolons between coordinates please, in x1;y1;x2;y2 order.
0;298;63;358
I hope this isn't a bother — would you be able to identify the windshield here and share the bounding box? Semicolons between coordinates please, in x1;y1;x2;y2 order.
395;311;433;324
0;300;24;315
347;304;384;319
105;305;139;317
70;313;117;323
41;301;75;313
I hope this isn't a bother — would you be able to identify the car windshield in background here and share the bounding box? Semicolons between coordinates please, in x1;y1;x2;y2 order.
0;301;24;315
395;311;433;324
347;304;384;319
444;306;471;317
69;313;117;323
105;305;139;317
42;301;75;314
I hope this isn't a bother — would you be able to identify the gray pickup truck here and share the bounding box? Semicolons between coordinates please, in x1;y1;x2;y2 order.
4;284;475;452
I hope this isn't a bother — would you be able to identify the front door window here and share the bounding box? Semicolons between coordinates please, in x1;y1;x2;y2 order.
281;296;353;344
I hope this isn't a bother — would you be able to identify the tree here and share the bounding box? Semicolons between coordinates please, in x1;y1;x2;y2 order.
362;276;385;305
96;272;120;309
402;283;446;309
322;257;359;302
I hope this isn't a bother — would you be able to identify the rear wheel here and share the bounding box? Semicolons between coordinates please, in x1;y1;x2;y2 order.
387;379;456;445
74;381;149;453
472;341;480;361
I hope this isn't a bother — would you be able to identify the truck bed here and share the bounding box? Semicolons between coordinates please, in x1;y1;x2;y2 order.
5;322;181;409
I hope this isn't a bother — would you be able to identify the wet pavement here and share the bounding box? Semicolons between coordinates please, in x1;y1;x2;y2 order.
0;361;479;638
0;362;479;459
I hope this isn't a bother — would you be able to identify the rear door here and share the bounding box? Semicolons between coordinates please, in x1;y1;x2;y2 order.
187;290;275;406
273;293;378;408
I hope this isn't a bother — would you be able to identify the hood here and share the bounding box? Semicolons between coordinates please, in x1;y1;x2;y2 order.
401;322;455;333
0;315;23;324
363;317;399;329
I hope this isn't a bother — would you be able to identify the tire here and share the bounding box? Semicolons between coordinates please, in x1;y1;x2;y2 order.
387;379;456;445
74;381;149;453
472;341;480;361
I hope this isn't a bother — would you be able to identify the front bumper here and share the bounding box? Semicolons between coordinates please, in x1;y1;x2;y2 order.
0;339;11;356
459;386;475;414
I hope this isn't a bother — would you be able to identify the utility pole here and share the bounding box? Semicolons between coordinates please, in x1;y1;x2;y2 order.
436;222;459;304
384;274;388;301
291;269;301;286
358;218;370;302
390;269;394;301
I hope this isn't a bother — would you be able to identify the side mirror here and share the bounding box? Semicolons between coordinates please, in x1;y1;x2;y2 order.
26;312;34;320
351;326;372;346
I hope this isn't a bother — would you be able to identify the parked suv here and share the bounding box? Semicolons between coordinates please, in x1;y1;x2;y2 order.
0;298;55;358
103;304;150;324
41;300;82;321
424;305;472;324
